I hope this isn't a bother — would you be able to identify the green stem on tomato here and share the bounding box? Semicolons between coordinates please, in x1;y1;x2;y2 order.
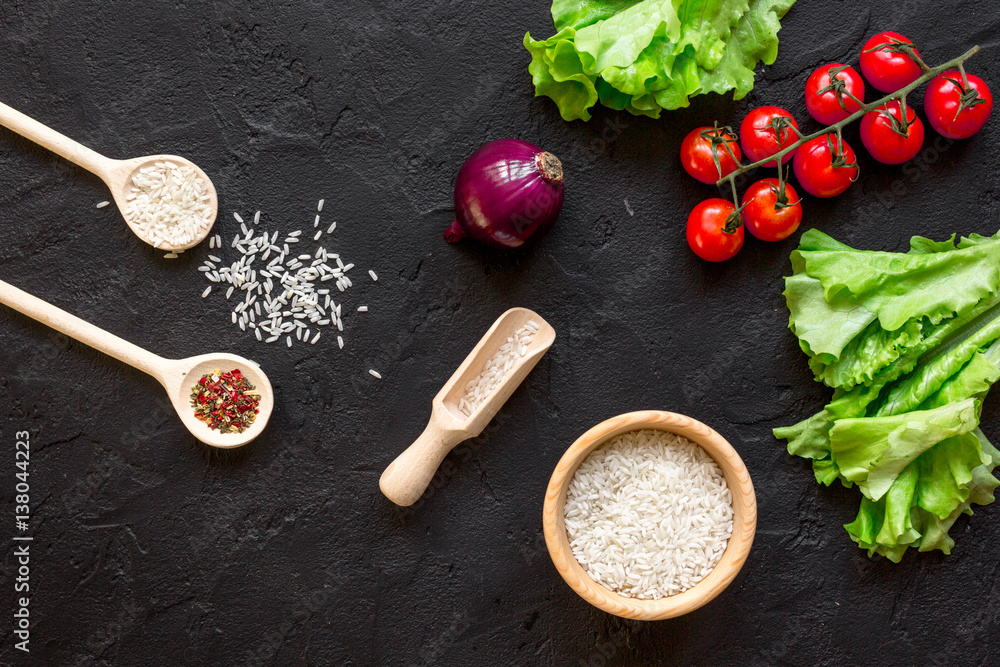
898;43;931;74
716;44;980;191
958;62;971;88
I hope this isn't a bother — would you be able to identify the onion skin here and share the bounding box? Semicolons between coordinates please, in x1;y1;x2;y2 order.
446;138;564;249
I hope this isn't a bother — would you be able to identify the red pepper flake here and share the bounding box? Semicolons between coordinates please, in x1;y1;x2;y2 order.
190;368;261;434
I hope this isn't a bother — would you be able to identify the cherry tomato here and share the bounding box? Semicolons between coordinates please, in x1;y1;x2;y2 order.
805;64;865;125
740;178;803;242
680;126;742;184
860;32;923;93
686;198;744;262
860;100;925;164
739;106;799;167
924;70;993;139
792;134;859;198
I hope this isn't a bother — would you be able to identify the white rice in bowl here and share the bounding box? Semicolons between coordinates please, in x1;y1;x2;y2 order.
563;429;734;600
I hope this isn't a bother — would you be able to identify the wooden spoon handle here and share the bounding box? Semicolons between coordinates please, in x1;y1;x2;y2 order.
0;100;111;177
0;278;167;381
379;420;466;506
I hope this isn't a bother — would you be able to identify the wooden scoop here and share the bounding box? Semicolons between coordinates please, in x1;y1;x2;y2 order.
0;100;218;251
0;278;272;448
379;307;556;506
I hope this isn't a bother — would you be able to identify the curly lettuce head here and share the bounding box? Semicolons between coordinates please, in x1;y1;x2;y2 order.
524;0;796;121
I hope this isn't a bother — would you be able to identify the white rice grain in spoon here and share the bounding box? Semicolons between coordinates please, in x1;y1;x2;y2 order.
126;161;213;248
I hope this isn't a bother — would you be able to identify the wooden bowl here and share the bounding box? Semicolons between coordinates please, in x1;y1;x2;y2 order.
543;410;756;620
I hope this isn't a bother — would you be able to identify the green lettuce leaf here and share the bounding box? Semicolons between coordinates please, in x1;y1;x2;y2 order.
784;272;876;364
909;233;958;254
524;0;796;121
777;228;1000;561
787;229;1000;391
922;344;1000;409
691;0;795;100
551;0;641;32
877;306;1000;416
774;409;832;461
779;340;1000;492
916;433;988;519
830;399;981;501
845;430;1000;562
791;229;1000;332
525;29;600;122
809;318;922;389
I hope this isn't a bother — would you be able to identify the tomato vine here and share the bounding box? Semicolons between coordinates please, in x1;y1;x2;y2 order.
715;45;982;200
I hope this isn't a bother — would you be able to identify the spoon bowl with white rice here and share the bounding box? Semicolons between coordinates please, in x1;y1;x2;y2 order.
116;156;218;251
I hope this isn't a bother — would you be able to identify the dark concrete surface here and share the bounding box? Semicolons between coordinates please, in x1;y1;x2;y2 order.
2;1;1000;665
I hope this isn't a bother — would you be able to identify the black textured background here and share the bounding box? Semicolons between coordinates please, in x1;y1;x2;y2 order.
2;1;1000;665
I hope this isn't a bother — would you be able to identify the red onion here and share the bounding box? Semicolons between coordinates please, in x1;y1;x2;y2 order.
445;139;564;249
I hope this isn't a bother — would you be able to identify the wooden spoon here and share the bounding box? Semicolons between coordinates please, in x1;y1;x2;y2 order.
0;278;272;449
379;307;556;506
0;100;218;252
